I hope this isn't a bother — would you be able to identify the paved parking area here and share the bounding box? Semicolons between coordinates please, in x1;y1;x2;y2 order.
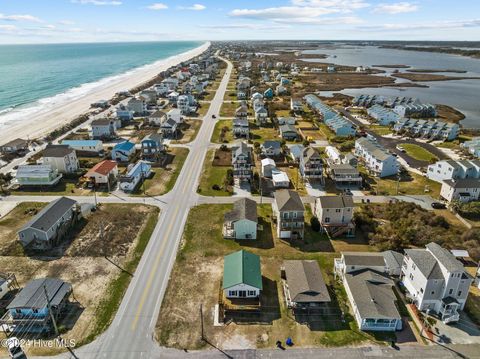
432;312;480;345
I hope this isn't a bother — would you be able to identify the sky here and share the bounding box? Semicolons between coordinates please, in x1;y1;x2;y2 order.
0;0;480;43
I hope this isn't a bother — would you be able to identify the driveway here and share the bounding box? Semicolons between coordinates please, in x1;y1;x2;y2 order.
431;312;480;345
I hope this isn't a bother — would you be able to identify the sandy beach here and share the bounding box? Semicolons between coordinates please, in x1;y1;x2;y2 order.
0;41;210;146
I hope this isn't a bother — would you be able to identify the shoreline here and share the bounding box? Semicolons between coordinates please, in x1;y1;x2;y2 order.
0;41;210;145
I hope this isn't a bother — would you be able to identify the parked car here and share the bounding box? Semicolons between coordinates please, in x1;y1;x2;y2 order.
431;202;446;209
396;145;406;152
7;338;25;359
212;114;217;119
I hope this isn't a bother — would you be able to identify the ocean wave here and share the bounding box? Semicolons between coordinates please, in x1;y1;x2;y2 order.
0;42;209;129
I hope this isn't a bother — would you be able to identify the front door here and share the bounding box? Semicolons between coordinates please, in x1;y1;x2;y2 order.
239;290;247;298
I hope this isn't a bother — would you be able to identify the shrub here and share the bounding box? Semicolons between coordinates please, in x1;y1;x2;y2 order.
212;184;221;191
310;217;321;232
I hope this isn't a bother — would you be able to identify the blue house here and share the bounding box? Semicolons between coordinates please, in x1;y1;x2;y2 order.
111;141;135;162
4;278;72;333
141;133;164;161
367;105;401;126
325;115;356;137
263;88;274;99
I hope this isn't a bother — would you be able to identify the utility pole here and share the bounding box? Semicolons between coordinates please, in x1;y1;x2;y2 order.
200;304;205;341
44;285;59;337
93;177;97;208
259;172;262;204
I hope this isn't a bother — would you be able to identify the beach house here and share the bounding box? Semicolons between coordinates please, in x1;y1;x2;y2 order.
261;158;276;178
18;197;80;250
15;165;62;187
314;196;355;237
223;250;262;299
231;142;253;182
401;242;473;323
223;198;258;240
232;118;250;138
111;141;135;162
84;160;118;187
148;110;167;126
116;104;134;121
0;138;28;155
141;133;164;161
42;145;79;174
440;179;480;203
127;97;147;115
327;163;363;188
261;140;282;157
61;140;103;156
355;137;398;178
426;159;480;183
3;278;73;333
91;119;118;140
280;124;298;141
299;147;323;181
119;161;152;192
272;189;304;240
367;105;401;126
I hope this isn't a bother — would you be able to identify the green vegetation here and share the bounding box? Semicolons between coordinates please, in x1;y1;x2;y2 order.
370;125;392;136
211;119;233;143
157;204;391;350
79;206;159;346
401;143;438;162
219;101;238;117
197;149;232;196
451;201;480;221
355;202;480;260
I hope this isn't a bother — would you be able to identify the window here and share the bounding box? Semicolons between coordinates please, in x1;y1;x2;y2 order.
336;209;341;213
33;309;39;314
420;288;424;293
412;263;416;270
458;291;462;297
228;290;237;297
16;309;21;314
325;217;330;223
449;288;453;295
409;273;414;281
431;291;435;295
248;290;256;296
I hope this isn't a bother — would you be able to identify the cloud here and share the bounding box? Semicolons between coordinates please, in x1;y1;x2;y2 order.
147;3;168;10
71;0;122;5
0;13;42;22
199;23;290;31
179;4;206;11
0;24;18;32
229;0;369;24
59;20;75;25
373;2;418;14
359;19;480;31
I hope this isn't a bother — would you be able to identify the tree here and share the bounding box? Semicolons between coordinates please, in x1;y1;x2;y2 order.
310;217;321;232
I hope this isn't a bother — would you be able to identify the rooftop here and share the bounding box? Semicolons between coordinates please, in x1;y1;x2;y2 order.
284;260;331;303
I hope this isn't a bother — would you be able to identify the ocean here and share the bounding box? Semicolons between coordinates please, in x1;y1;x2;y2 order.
0;41;202;125
303;45;480;128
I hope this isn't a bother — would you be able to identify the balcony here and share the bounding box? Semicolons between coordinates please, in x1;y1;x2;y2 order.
223;223;235;239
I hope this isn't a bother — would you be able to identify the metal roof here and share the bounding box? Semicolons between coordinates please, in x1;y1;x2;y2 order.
223;250;263;290
7;278;72;310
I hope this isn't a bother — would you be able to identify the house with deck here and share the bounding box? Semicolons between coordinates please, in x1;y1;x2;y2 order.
127;97;147;115
0;138;28;155
426;159;480;183
2;278;73;334
299;147;323;181
272;189;304;240
401;242;473;323
141;133;164;161
233;118;249;138
231;142;253;182
314;196;355;237
15;165;62;187
84;160;118;186
119;161;152;192
91;119;118;140
116;104;134;121
261;140;282;157
282;260;331;309
327;164;363;188
223;198;258;240
367;105;401;126
355;137;398;178
280;124;298;141
17;197;79;250
440;179;480;203
111;141;135;162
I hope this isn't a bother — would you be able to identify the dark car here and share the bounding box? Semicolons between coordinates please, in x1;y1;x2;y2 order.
431;202;446;209
212;114;216;119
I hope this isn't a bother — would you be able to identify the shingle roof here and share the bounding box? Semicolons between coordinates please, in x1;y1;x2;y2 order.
223;250;263;290
262;140;281;150
19;197;77;233
318;196;354;209
426;242;464;273
43;145;74;158
91;119;114;126
86;160;117;177
284;260;331;303
330;164;359;175
404;248;444;280
2;138;27;147
303;147;321;162
382;250;404;271
344;269;401;320
224;198;258;223
7;278;72;310
274;189;304;212
342;252;386;267
443;178;480;189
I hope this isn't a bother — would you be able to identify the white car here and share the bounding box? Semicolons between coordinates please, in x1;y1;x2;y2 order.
6;338;25;359
396;145;406;152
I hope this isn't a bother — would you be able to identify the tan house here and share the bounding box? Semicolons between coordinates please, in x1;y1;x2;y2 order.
314;196;355;237
272;189;304;240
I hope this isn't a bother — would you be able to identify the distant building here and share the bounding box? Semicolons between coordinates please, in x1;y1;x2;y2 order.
91;119;118;140
0;138;28;155
61;140;103;155
355;137;398;178
15;165;62;187
427;160;480;183
441;179;480;203
367;105;401;126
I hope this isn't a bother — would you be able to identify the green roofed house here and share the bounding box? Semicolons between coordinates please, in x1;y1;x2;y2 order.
223;250;262;299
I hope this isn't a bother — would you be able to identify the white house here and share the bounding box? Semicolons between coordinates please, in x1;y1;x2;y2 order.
314;196;355;237
42;145;79;174
127;97;147;115
367;105;401;126
427;160;480;183
440;179;480;203
119;161;152;192
223;250;262;299
91;119;118;140
61;140;103;155
325;146;342;164
355;137;398;178
84;160;118;186
167;109;183;124
272;169;290;188
261;158;276;178
223;198;258;240
401;242;473;323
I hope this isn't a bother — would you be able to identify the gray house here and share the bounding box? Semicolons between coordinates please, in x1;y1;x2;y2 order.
223;198;258;240
17;197;80;251
280;124;298;141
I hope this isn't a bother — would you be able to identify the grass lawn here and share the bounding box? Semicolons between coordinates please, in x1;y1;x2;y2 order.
250;122;280;142
0;203;159;356
170;119;202;144
360;166;441;197
211;119;233;144
138;148;189;196
435;141;460;150
197;149;232;196
370;125;393;136
156;204;395;350
401;143;438;162
202;91;216;102
276;109;292;117
220;101;239;118
284;167;308;196
11;179;98;197
318;123;336;140
223;90;237;101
